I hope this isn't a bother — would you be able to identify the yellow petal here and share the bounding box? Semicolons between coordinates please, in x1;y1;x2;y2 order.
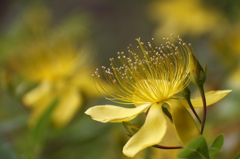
23;82;54;126
123;103;167;158
181;90;232;108
166;99;200;146
85;103;151;123
27;93;54;127
51;87;81;128
22;81;51;108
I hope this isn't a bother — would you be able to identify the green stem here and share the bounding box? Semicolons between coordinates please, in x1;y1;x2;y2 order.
182;87;201;124
198;84;207;134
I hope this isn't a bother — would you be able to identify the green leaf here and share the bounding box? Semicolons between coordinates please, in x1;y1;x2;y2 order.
234;152;240;159
31;98;59;147
177;135;210;159
209;134;224;156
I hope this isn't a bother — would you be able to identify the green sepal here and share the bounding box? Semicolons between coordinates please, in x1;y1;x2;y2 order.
209;134;224;156
182;86;191;100
180;88;202;124
162;103;172;122
122;122;140;136
177;135;210;159
204;64;208;73
191;70;206;86
199;70;206;85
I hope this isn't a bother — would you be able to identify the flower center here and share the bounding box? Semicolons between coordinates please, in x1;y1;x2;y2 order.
132;79;179;105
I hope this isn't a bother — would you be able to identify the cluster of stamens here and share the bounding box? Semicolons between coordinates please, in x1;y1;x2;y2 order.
93;35;191;104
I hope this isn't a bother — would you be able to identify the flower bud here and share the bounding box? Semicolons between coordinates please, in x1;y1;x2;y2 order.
188;51;206;86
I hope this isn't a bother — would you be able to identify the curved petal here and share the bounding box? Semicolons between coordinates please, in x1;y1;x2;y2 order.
22;81;51;108
166;99;200;146
123;103;167;158
85;103;151;123
181;90;232;108
23;82;54;126
52;87;81;128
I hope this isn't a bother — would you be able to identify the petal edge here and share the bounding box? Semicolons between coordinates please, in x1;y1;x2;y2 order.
181;90;232;108
123;103;167;158
166;99;200;146
85;103;151;123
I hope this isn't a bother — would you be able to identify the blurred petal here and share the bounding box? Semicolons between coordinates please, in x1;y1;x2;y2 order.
51;87;81;128
27;96;54;126
123;103;167;158
22;81;51;107
85;103;151;123
29;100;52;126
73;71;104;97
166;99;200;146
22;82;54;126
181;90;232;108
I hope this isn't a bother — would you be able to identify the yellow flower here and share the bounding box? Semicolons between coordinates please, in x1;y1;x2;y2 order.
148;0;224;37
13;38;99;128
85;37;231;157
213;25;240;89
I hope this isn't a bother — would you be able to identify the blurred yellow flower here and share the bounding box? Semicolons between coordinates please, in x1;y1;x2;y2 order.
85;37;231;157
12;38;99;128
213;25;240;89
148;0;224;37
227;67;240;89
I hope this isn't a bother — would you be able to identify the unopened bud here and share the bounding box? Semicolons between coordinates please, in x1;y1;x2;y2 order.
188;52;206;86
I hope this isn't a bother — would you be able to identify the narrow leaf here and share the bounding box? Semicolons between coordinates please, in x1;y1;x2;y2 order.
209;134;224;156
31;98;59;146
